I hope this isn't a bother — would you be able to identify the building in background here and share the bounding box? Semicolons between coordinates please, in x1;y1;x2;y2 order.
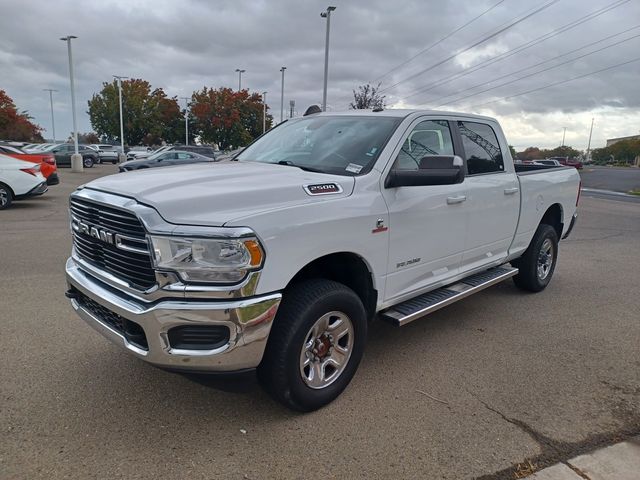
606;134;640;147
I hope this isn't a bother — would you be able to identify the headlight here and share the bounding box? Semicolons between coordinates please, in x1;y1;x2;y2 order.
150;236;264;284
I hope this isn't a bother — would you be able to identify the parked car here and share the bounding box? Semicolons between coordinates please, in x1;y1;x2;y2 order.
126;146;156;160
24;143;58;153
548;157;583;169
89;144;120;164
0;153;48;209
0;144;59;185
532;159;563;167
127;145;217;161
118;150;215;172
49;144;98;168
65;110;581;411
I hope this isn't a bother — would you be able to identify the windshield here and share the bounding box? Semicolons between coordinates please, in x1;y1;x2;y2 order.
236;115;401;176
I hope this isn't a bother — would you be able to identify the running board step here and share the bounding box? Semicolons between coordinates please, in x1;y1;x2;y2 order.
381;266;518;326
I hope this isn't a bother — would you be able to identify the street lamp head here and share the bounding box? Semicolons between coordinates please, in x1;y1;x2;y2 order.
280;66;287;72
235;68;246;73
321;6;336;16
60;35;77;41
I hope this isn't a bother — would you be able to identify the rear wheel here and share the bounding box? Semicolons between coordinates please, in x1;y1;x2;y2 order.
83;156;94;168
0;183;13;210
258;279;368;411
512;224;558;292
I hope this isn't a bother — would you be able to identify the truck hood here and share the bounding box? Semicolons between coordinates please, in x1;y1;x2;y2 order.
85;161;355;226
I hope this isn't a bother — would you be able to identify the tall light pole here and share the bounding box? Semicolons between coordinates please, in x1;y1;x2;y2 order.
235;69;246;90
43;89;58;142
561;127;567;147
280;66;286;123
181;97;189;145
113;75;128;155
320;6;336;112
60;36;79;160
586;118;594;161
262;91;267;134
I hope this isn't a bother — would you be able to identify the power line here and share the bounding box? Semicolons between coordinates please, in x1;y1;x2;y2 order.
379;0;560;93
465;56;640;109
372;0;507;84
432;30;640;107
399;0;631;101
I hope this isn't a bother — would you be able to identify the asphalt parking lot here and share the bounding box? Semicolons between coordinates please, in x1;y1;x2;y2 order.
1;165;639;479
580;165;640;193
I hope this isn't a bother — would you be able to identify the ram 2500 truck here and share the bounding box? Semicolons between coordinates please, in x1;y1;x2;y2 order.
65;110;580;411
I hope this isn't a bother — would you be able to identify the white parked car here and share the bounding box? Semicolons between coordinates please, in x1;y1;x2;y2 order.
88;144;120;164
0;154;48;210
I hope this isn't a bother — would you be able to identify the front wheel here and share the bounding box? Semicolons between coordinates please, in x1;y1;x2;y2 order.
258;279;368;411
83;157;94;168
512;224;559;292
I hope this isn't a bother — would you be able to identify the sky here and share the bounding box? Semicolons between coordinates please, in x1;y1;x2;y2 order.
1;0;639;150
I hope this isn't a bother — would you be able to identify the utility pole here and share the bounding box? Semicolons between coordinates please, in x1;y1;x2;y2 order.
262;91;267;134
181;97;190;145
235;69;246;90
43;89;58;142
320;6;336;111
561;127;567;147
60;35;81;171
280;66;286;123
586;118;594;161
113;75;128;156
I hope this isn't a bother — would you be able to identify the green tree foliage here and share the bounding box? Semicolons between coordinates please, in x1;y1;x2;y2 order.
591;139;640;164
515;145;581;161
350;83;386;110
0;89;44;141
509;145;517;159
190;87;271;149
88;79;182;146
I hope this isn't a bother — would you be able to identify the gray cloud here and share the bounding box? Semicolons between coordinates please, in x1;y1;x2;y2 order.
1;0;638;149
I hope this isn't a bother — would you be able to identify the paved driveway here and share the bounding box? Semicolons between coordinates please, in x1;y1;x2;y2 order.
1;165;638;479
580;166;640;193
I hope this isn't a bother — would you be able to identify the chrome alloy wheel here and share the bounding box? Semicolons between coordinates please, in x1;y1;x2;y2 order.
0;188;8;207
299;311;354;389
537;238;554;280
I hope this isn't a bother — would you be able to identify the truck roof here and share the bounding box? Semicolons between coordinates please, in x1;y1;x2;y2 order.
312;109;497;122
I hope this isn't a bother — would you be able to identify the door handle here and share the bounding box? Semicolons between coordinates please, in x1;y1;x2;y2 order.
446;195;467;205
504;187;519;195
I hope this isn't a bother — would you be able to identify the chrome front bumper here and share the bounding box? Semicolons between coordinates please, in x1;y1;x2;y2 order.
65;257;281;372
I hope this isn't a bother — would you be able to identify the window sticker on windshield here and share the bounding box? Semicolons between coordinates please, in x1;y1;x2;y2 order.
346;163;363;173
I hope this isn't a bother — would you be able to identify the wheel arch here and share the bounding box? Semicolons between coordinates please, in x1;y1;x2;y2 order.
0;181;15;198
286;252;378;319
540;203;563;239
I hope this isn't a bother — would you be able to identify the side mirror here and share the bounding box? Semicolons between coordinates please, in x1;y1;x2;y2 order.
386;155;465;187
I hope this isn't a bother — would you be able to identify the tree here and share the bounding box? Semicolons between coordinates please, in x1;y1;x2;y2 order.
350;83;386;110
190;87;272;149
87;79;182;146
78;132;100;144
509;145;517;159
0;89;44;142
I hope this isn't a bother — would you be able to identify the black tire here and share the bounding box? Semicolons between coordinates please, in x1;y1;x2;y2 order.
512;224;559;292
83;156;94;168
0;182;13;210
258;279;368;412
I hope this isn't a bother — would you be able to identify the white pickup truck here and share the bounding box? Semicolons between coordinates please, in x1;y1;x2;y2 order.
65;110;580;411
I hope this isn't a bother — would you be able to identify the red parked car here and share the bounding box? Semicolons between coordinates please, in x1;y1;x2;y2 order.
549;156;583;170
0;144;59;185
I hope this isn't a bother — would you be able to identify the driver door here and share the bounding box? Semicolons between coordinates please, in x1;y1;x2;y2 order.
381;118;469;303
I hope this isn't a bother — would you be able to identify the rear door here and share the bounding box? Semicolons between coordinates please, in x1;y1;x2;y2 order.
456;120;520;273
381;118;469;303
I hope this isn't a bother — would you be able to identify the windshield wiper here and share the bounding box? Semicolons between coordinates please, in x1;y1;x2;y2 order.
275;160;325;173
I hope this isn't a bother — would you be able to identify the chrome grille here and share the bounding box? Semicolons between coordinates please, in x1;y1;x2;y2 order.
70;197;156;289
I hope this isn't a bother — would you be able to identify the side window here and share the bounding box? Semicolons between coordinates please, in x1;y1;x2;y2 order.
176;153;191;159
393;120;454;170
458;121;504;175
